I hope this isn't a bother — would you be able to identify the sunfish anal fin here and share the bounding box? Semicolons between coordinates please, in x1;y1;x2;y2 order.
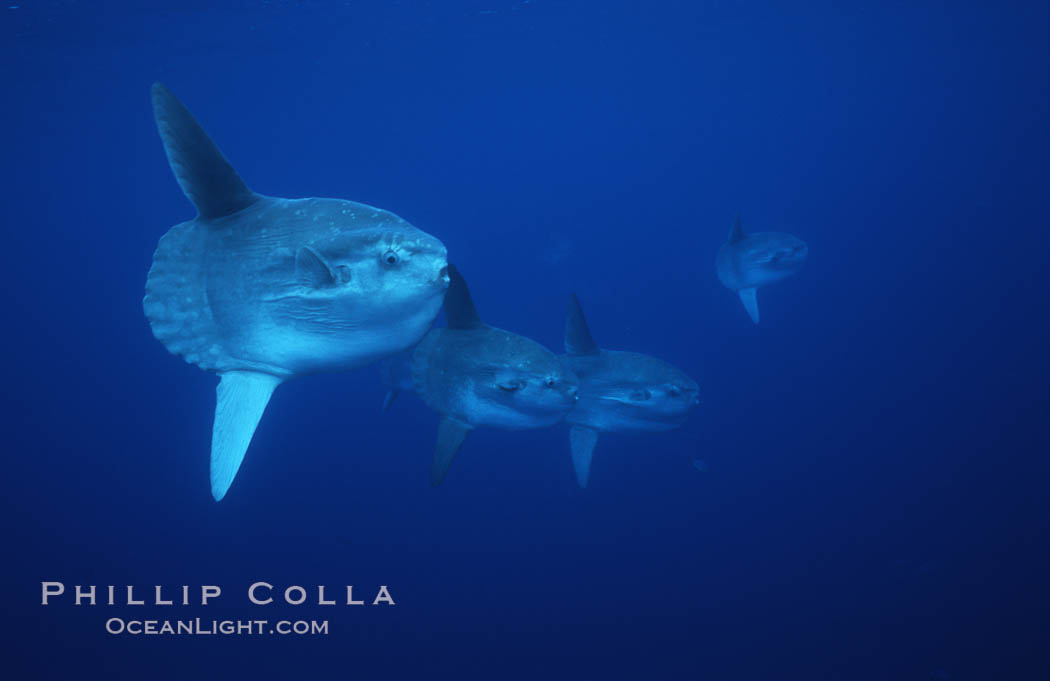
211;371;282;501
431;418;471;487
565;293;600;355
738;287;760;324
151;82;259;220
569;426;599;488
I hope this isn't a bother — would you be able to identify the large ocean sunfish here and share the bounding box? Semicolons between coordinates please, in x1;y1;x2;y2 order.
411;265;579;486
560;295;699;487
716;216;808;323
144;84;449;501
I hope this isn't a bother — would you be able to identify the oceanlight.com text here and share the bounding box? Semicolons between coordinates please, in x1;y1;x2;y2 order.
104;618;329;636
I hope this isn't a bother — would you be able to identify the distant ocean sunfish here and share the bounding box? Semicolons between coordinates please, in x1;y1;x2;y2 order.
559;295;699;487
411;265;579;486
143;84;450;501
716;216;807;323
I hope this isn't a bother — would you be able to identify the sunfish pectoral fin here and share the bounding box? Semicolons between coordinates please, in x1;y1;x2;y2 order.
295;246;336;288
381;388;399;412
569;426;599;488
210;371;283;501
151;83;258;220
738;287;760;324
430;418;471;487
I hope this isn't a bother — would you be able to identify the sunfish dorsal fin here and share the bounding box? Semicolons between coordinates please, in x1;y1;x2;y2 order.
565;293;599;355
431;418;471;487
211;371;282;501
569;426;599;488
151;83;259;220
728;214;747;243
738;287;760;324
444;264;482;329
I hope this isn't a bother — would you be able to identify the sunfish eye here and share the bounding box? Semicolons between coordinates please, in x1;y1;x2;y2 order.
630;389;652;401
668;385;681;397
545;377;556;388
381;250;400;267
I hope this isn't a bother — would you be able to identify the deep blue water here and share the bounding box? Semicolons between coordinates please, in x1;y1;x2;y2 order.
2;1;1048;679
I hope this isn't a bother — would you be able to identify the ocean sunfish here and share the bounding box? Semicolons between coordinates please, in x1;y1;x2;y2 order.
560;294;699;487
411;265;579;486
144;84;449;500
715;216;808;323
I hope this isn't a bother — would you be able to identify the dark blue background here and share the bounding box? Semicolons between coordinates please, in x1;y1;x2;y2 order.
2;1;1047;679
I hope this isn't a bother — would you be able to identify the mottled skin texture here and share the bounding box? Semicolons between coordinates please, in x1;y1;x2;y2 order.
145;196;448;377
561;350;698;432
413;325;578;429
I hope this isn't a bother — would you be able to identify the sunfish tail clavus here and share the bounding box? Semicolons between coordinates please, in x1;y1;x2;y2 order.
143;84;449;501
560;294;699;487
411;265;579;486
715;215;808;323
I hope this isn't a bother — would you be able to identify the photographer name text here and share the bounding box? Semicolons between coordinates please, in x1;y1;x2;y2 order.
40;582;395;606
